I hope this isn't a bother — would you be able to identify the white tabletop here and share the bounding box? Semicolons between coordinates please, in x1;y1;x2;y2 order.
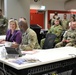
0;46;76;70
0;35;6;39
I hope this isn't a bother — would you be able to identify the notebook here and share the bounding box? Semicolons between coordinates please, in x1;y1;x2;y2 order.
5;47;22;58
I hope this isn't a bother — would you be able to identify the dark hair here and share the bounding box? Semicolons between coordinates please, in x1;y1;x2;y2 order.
10;18;17;20
64;13;67;16
73;14;75;17
57;17;60;20
54;12;58;15
71;16;76;21
48;19;52;24
20;17;26;20
23;17;26;20
0;9;2;12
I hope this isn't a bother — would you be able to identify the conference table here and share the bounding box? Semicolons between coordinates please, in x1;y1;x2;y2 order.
0;46;76;75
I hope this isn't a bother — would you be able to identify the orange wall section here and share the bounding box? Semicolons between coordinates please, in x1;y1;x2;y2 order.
30;9;44;29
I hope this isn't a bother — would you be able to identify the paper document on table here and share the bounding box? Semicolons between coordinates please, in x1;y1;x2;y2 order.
9;57;40;65
22;50;38;55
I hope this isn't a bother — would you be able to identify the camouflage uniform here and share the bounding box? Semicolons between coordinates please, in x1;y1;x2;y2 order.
20;28;40;51
61;19;69;31
40;25;63;48
55;28;76;48
0;16;8;35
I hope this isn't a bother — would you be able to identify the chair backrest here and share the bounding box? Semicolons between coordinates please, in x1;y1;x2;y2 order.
61;30;65;41
42;33;57;49
30;24;41;44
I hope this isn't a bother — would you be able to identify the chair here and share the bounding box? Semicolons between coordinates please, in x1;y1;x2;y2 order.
42;33;57;49
61;30;66;41
30;24;42;44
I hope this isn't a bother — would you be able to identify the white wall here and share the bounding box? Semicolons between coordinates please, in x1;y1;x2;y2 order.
19;0;30;25
65;0;76;10
30;0;65;10
4;0;30;24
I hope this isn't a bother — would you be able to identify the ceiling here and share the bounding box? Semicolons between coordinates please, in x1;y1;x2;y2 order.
30;0;76;10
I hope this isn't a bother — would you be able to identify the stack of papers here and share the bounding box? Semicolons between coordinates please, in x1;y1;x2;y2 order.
11;58;26;65
8;47;76;65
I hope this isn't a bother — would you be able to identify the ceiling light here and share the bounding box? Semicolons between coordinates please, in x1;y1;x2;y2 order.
40;6;45;10
70;9;76;11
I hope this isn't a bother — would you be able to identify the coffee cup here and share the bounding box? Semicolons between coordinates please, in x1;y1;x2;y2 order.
5;42;12;47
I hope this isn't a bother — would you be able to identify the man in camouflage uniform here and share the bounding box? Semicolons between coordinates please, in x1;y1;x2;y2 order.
18;17;40;51
61;14;69;31
40;19;63;48
0;9;8;35
55;21;76;48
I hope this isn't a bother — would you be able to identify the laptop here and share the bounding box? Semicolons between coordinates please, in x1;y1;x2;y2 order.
5;47;22;58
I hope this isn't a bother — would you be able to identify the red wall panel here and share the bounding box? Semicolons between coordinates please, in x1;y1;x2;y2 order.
30;10;44;29
30;9;76;29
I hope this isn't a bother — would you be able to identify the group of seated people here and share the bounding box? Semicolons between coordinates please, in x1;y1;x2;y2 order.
0;16;76;75
0;16;76;51
41;19;76;48
0;17;40;51
40;13;76;49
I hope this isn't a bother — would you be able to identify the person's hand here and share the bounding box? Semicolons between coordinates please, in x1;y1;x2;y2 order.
11;42;19;48
62;40;66;42
0;39;5;44
62;40;70;43
65;40;70;43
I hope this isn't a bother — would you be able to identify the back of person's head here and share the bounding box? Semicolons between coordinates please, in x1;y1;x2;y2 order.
18;17;28;31
48;19;52;25
19;17;26;22
53;15;55;19
8;18;20;30
57;17;60;20
70;16;76;21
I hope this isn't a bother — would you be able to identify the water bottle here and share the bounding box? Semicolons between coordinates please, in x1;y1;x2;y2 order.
1;46;7;59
